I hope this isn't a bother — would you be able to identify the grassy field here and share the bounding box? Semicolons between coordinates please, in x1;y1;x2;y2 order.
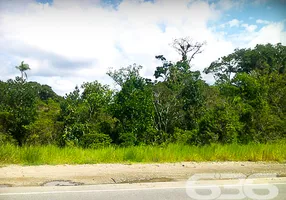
0;142;285;165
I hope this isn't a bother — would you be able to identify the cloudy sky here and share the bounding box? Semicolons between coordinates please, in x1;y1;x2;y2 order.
0;0;285;96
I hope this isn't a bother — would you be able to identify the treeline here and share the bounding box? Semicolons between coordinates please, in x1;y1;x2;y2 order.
0;39;285;148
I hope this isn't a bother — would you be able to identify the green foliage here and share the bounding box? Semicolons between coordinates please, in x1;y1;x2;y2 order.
15;61;30;80
27;82;60;101
204;43;286;82
0;78;37;145
59;81;116;147
195;104;242;145
108;64;156;145
119;132;137;147
172;128;194;144
1;142;285;165
152;82;184;134
24;99;63;145
1;42;285;149
202;43;286;144
79;132;112;149
0;132;17;145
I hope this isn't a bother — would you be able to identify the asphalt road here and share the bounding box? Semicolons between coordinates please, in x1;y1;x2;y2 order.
1;180;286;200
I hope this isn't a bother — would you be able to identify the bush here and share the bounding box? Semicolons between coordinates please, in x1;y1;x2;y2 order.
0;132;17;145
140;126;170;145
61;123;87;147
172;127;194;144
79;132;112;149
119;132;137;147
24;120;62;145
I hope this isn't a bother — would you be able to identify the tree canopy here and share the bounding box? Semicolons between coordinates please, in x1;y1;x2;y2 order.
1;41;285;147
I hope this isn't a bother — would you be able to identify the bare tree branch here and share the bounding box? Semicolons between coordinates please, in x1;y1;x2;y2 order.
171;37;206;65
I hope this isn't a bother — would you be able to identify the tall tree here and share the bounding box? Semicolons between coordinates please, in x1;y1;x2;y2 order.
15;61;31;80
204;43;286;83
0;78;37;145
153;37;206;135
171;37;206;65
108;64;156;145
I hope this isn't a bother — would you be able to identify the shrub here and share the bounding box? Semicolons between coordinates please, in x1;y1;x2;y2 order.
119;132;137;147
172;127;194;144
0;132;17;145
79;132;112;149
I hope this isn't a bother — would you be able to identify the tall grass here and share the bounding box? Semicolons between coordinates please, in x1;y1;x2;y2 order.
0;141;285;165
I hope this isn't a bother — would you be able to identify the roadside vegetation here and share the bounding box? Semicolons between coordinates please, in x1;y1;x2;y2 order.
0;38;285;164
1;141;285;165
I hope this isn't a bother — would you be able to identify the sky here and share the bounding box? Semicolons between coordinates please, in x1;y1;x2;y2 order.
0;0;285;96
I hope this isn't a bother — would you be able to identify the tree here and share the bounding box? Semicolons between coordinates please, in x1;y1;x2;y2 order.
80;81;117;142
15;61;30;80
204;43;286;83
24;99;63;145
152;38;207;137
27;82;60;101
0;78;37;145
171;37;206;65
228;72;286;143
154;37;206;82
59;81;115;147
153;82;179;134
202;43;286;143
1;42;285;148
108;64;156;145
154;55;173;81
107;64;143;87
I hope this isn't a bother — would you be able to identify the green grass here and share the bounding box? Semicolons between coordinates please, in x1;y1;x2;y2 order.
0;142;285;165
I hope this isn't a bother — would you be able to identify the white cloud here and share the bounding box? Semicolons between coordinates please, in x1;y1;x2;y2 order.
228;19;241;27
219;18;242;28
256;19;270;24
248;22;286;47
225;21;285;48
242;24;258;32
0;0;228;94
0;0;285;95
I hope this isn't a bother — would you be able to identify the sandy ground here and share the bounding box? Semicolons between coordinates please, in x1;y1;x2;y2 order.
1;162;286;187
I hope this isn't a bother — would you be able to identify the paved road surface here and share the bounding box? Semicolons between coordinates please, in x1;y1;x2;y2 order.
1;179;286;200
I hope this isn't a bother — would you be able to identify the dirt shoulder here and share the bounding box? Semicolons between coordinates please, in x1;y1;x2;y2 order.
1;162;286;187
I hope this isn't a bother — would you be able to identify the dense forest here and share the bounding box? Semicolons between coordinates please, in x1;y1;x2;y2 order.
1;38;285;148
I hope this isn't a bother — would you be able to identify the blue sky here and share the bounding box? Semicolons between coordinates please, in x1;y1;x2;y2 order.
210;0;286;32
0;0;285;95
36;0;53;4
36;0;286;21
